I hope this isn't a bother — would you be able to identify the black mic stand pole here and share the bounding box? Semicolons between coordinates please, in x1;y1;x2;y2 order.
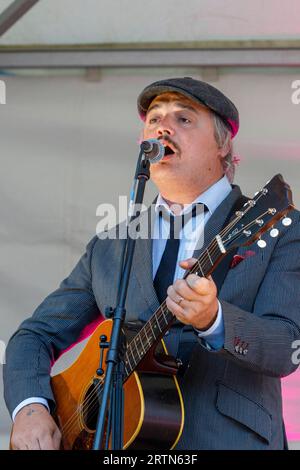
93;143;151;450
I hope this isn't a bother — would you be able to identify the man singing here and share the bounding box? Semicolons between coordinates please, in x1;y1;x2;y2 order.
4;77;300;449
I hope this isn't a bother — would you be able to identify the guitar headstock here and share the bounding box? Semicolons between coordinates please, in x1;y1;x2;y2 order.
221;174;294;251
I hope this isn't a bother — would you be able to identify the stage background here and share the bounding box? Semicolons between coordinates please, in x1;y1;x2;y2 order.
0;0;299;449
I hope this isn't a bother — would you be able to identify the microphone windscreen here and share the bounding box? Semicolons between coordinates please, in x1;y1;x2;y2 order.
141;139;165;163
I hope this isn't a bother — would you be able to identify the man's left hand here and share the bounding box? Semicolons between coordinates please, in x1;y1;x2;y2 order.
166;257;219;331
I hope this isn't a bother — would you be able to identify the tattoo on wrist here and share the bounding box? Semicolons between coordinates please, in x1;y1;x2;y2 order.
26;407;37;416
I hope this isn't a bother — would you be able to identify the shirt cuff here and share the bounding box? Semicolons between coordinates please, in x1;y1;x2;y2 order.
12;397;50;422
194;300;225;351
194;300;223;337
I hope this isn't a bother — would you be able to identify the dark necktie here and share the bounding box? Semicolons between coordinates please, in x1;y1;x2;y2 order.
153;204;207;304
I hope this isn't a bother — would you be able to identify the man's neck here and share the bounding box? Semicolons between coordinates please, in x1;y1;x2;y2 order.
155;175;232;218
160;177;224;211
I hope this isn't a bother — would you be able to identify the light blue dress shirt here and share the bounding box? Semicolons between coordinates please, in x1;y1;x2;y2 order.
152;175;232;351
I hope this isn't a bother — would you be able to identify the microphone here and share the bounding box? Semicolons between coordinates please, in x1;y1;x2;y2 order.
140;139;165;163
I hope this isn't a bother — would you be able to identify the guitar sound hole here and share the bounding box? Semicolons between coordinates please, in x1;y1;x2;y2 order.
82;381;103;432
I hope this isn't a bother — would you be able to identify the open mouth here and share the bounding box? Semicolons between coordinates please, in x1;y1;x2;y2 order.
163;145;175;156
158;138;179;159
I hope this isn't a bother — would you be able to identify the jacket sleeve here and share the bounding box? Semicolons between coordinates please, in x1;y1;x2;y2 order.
206;211;300;378
3;236;101;416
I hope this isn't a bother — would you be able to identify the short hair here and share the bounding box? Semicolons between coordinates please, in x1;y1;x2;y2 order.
212;113;235;183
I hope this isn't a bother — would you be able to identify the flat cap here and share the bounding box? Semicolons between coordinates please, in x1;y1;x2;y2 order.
137;77;239;138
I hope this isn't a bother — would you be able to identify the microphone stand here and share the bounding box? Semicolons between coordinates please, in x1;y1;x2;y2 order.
92;143;152;450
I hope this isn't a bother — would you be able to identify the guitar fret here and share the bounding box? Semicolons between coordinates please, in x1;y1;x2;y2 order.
206;248;213;266
138;329;151;360
126;347;136;370
138;334;146;354
162;304;172;323
129;344;137;364
155;314;162;332
149;319;155;338
133;337;141;359
197;260;204;276
124;353;130;370
143;326;151;347
161;306;169;325
204;259;210;273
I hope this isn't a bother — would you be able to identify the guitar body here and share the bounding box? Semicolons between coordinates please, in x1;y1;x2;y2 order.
51;319;184;450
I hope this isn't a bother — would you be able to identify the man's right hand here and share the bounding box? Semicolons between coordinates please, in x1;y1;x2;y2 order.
10;404;62;450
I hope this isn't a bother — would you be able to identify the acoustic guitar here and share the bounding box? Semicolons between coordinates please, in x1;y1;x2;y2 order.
51;174;294;449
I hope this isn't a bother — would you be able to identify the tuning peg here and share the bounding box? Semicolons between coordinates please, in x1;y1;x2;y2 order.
282;217;292;227
270;227;279;238
235;210;244;217
255;219;264;227
257;238;267;248
243;230;252;237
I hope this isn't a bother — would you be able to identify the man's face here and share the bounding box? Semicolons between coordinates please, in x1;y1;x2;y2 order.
142;92;225;195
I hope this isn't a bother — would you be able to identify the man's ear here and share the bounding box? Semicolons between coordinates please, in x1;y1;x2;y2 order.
217;148;227;162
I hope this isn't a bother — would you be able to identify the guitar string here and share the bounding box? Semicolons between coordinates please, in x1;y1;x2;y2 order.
59;214;245;438
59;210;262;439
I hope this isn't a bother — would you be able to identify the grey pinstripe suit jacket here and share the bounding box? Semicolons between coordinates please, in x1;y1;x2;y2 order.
3;184;300;449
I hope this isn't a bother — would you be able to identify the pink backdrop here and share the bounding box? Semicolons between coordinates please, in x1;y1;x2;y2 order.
283;369;300;441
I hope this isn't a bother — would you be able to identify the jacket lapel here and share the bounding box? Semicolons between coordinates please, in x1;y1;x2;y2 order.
192;185;242;261
131;204;160;318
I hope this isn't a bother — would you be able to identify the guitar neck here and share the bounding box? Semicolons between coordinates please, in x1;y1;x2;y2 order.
123;174;295;379
123;234;226;379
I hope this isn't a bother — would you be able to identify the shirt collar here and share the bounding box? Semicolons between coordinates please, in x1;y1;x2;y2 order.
155;175;232;216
